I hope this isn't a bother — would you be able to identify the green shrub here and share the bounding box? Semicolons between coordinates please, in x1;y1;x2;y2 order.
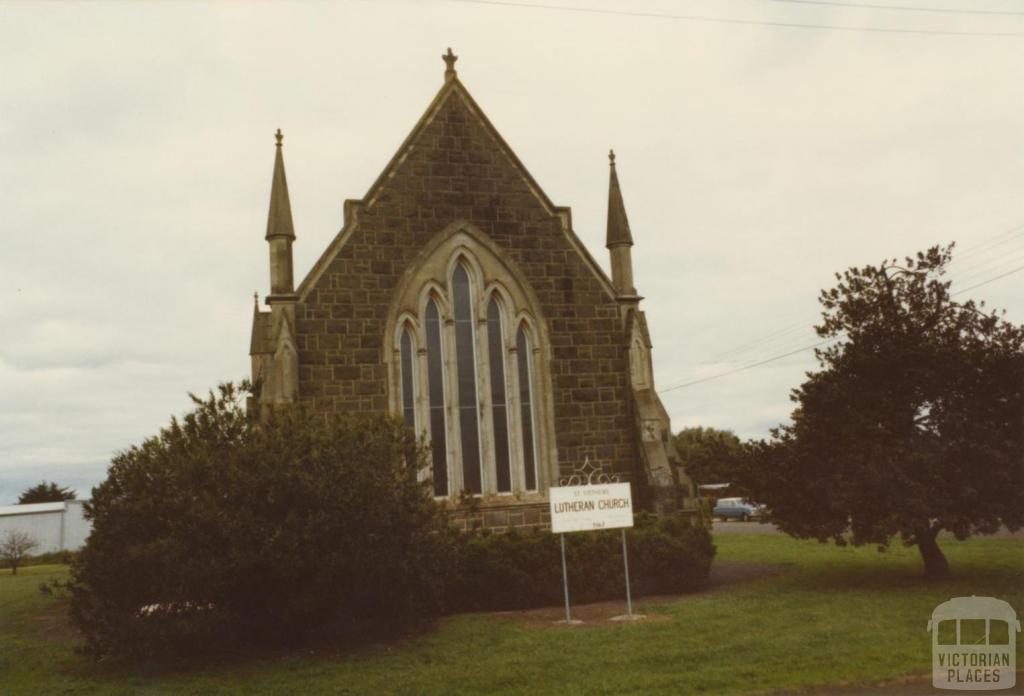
69;386;715;661
69;383;451;661
446;513;714;612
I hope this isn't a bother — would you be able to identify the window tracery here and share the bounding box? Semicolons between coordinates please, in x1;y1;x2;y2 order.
388;236;549;499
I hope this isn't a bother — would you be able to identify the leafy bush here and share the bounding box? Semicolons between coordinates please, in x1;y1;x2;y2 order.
446;513;714;612
70;384;451;660
69;384;716;661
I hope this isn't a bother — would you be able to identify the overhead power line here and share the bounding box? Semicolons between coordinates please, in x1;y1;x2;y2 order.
691;225;1024;371
952;249;1024;286
659;235;1024;394
659;261;1022;393
767;0;1024;17
658;338;836;394
449;0;1024;36
952;264;1024;296
949;240;1024;277
948;224;1024;266
712;320;810;361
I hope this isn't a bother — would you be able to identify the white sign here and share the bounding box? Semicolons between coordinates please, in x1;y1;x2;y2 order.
549;482;634;534
929;596;1019;691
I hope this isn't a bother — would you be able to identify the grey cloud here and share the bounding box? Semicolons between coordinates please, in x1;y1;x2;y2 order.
1;1;1020;501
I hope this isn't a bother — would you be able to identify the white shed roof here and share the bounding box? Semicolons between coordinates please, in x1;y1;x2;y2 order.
0;501;73;516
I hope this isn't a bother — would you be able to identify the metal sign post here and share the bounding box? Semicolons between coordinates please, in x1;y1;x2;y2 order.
549;458;643;624
559;533;572;623
621;528;633;618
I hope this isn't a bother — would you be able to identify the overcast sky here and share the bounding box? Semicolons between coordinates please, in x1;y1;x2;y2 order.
1;0;1022;503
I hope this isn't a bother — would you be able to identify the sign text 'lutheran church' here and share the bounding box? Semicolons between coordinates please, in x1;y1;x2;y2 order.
550;483;634;534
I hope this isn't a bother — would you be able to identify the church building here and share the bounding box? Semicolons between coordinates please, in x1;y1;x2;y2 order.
249;50;695;529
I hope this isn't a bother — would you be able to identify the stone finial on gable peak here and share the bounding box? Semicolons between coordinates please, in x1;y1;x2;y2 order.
443;47;458;81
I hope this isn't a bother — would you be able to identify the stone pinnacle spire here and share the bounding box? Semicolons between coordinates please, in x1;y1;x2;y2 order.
606;149;637;297
606;149;633;249
265;129;296;297
265;128;295;241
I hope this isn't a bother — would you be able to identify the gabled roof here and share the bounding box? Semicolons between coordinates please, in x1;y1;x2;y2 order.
296;63;616;301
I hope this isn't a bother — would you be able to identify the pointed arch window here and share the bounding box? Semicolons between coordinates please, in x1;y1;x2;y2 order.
486;298;512;493
425;298;448;497
452;265;483;494
400;328;416;430
516;324;539;492
389;241;549;500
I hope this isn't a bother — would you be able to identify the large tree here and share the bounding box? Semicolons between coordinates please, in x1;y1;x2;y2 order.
733;245;1023;579
17;481;76;504
674;426;743;486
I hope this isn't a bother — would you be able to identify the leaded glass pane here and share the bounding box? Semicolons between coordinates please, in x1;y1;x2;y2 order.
425;300;448;496
452;266;482;494
487;298;511;493
517;326;538;491
400;329;415;430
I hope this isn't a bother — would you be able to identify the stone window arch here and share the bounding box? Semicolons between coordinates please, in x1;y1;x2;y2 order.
398;320;417;431
384;222;555;499
515;320;540;492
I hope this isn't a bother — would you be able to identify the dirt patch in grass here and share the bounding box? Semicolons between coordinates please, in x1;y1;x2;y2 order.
495;559;784;628
23;599;80;644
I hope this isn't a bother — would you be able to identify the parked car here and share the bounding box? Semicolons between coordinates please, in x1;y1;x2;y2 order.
712;497;764;522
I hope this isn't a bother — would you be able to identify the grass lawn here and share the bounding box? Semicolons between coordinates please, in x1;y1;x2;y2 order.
2;533;1021;695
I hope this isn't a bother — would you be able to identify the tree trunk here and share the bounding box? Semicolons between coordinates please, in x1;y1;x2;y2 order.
916;527;950;580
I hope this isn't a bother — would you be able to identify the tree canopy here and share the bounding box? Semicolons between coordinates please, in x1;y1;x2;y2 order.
17;481;76;504
732;245;1024;579
673;427;743;487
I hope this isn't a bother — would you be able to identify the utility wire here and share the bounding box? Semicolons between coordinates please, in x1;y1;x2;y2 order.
712;320;810;361
948;243;1024;283
659;246;1023;394
952;249;1024;285
952;264;1024;296
704;224;1024;365
948;225;1024;266
956;222;1024;253
766;0;1024;17
658;338;837;394
448;0;1024;36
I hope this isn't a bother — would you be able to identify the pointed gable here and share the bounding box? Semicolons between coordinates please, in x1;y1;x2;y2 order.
296;74;614;300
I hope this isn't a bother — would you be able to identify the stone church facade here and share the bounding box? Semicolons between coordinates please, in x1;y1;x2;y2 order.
250;50;695;528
